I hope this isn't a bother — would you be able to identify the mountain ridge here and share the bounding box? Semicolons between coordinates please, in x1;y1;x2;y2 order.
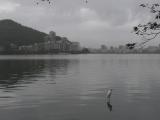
0;19;47;47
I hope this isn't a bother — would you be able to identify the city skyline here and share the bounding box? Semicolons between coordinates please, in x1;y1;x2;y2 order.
0;0;160;48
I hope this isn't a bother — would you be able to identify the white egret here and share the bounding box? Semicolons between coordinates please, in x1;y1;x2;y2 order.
106;89;112;102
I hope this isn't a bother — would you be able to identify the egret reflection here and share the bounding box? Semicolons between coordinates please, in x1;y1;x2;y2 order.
107;101;112;112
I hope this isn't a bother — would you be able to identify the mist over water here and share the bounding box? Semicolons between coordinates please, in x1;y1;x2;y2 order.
0;54;159;120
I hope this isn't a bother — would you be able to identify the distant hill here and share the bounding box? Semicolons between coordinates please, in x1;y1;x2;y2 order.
0;19;47;47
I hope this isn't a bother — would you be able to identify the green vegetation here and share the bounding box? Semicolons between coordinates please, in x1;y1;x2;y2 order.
0;19;47;48
0;19;82;54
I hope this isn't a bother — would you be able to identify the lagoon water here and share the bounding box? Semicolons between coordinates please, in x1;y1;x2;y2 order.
0;54;160;120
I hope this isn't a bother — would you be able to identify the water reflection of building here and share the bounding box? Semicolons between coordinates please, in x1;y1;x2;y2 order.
0;58;79;90
0;60;46;89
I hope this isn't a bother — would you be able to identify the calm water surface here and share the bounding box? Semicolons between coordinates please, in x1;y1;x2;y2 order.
0;54;160;120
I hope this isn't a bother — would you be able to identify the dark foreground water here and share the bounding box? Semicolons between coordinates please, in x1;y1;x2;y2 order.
0;54;160;120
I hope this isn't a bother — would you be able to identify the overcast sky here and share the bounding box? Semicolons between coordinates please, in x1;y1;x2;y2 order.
0;0;159;48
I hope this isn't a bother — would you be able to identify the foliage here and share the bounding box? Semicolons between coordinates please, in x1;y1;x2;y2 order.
81;48;90;53
0;19;47;47
126;3;160;49
35;0;53;5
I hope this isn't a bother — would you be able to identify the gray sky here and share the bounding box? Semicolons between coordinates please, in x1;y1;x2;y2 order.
0;0;159;48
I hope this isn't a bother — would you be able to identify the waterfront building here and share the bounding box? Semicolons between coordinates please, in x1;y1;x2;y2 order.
70;42;81;52
17;31;81;54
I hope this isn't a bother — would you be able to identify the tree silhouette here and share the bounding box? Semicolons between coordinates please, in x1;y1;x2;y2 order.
35;0;89;5
126;3;160;49
35;0;53;5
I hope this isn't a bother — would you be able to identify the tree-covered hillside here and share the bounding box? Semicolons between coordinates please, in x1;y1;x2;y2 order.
0;19;47;47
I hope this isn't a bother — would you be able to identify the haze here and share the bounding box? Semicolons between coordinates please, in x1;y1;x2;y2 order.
0;0;159;48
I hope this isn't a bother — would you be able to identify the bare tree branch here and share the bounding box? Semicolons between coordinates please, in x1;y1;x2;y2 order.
126;3;160;49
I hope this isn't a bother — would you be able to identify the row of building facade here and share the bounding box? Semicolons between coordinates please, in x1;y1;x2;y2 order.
10;31;81;54
93;44;160;54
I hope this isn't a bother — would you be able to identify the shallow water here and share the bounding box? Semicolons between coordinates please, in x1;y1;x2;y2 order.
0;54;160;120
